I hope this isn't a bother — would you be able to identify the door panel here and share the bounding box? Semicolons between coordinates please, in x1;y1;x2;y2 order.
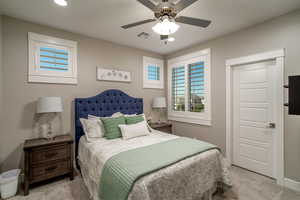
233;61;276;178
240;108;268;122
239;143;268;162
239;126;269;143
239;68;267;83
240;88;267;102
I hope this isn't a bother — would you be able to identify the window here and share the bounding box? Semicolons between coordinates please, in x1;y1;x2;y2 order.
172;66;185;111
143;56;164;89
28;32;77;84
39;47;69;71
188;62;205;112
168;49;211;125
148;65;160;80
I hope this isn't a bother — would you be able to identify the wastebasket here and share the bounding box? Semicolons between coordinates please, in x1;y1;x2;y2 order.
0;169;21;199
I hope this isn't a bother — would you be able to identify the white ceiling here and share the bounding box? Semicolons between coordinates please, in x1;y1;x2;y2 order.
0;0;300;55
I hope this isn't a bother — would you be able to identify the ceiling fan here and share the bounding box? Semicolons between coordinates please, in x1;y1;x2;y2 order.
121;0;211;37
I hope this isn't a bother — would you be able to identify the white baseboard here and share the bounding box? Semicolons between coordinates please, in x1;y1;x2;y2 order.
284;178;300;192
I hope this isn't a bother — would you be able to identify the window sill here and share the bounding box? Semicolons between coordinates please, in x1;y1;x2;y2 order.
168;115;212;126
29;75;77;85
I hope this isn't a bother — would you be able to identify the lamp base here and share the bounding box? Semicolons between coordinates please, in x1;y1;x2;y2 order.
45;132;54;140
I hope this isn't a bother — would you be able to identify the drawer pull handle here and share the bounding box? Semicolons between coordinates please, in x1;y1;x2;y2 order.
45;166;57;171
45;152;58;158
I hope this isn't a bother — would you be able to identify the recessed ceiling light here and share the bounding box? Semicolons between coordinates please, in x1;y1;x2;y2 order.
54;0;68;7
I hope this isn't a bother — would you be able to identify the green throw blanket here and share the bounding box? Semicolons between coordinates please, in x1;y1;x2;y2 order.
99;137;218;200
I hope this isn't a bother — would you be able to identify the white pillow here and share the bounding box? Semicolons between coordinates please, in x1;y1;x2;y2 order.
88;113;125;136
88;112;125;120
80;118;104;142
119;121;150;140
139;114;152;132
124;113;137;117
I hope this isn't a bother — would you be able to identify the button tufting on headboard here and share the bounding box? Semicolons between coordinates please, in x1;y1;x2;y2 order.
74;89;143;169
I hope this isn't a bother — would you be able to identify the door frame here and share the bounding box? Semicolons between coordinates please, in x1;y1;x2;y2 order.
225;49;285;185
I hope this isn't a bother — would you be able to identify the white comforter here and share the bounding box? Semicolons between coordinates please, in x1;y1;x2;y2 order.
78;131;231;200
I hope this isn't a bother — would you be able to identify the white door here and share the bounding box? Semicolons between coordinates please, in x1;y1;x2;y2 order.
232;60;276;178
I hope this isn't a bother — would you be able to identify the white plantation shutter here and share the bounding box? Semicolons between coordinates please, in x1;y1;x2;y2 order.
172;66;185;111
28;32;77;84
39;47;69;71
143;57;164;89
147;65;160;80
188;62;205;112
168;49;211;125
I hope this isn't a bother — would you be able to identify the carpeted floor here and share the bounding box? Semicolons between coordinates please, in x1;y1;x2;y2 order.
6;166;300;200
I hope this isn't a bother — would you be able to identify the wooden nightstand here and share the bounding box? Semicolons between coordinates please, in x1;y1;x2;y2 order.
149;122;172;134
23;135;74;195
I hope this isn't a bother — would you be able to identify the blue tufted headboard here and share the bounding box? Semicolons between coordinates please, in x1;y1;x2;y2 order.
74;89;143;168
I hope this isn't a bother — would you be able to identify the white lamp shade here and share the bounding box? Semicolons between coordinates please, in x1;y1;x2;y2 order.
152;97;166;108
37;97;63;113
152;19;179;35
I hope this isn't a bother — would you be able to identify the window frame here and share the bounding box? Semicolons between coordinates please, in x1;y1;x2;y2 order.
143;56;164;89
168;49;211;126
28;32;78;84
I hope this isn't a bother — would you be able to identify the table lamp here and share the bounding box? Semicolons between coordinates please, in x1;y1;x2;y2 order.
152;97;166;123
37;97;63;139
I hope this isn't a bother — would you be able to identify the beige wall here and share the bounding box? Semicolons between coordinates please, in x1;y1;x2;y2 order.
0;15;3;170
0;16;165;171
167;10;300;181
1;10;300;182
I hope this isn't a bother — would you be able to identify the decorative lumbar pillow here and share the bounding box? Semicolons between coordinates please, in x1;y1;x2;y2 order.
125;114;145;124
80;118;104;142
101;116;126;139
119;121;150;140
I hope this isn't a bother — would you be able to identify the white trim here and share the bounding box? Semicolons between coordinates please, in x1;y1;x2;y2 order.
28;32;78;84
168;115;211;126
225;49;284;66
143;56;164;89
28;32;77;47
167;49;211;125
225;49;285;185
284;178;300;192
28;75;77;84
168;48;211;65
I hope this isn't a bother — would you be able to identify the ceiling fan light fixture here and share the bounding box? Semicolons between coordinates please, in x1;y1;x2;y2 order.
152;18;179;35
54;0;68;7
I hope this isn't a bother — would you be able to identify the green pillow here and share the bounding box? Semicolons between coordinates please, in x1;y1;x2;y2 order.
101;116;126;139
125;115;144;125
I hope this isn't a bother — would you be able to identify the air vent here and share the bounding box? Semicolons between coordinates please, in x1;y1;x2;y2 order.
137;32;150;39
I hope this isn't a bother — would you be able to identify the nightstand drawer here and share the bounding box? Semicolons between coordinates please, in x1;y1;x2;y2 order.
31;144;70;164
30;160;70;182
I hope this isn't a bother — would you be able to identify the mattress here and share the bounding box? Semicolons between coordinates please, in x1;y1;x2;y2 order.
78;130;231;200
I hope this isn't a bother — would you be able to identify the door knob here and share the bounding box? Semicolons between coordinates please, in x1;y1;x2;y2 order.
267;123;276;128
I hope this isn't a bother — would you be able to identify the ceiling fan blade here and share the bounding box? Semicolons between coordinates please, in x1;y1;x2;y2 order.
174;0;199;13
175;16;211;28
121;19;156;29
137;0;157;11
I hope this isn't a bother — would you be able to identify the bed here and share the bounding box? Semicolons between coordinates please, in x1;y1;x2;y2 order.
75;89;231;200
